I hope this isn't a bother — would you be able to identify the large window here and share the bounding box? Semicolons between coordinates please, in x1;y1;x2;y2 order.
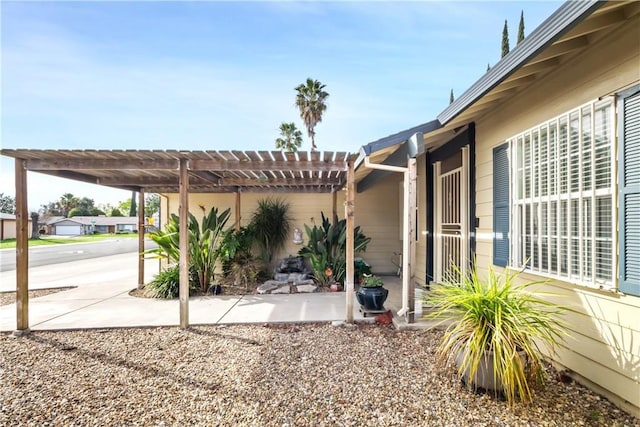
509;98;615;290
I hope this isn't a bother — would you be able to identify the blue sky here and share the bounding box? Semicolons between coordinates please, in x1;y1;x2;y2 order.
1;0;561;210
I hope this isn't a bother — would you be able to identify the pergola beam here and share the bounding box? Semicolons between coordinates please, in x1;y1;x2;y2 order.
190;159;344;172
98;176;343;188
26;159;178;170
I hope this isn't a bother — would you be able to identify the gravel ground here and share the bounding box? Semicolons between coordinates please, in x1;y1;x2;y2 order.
0;287;76;307
1;324;637;427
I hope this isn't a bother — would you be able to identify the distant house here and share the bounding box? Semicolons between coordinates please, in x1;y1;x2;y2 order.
0;213;32;240
48;216;139;236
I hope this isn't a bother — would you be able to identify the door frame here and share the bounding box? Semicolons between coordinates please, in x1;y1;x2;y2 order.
425;123;476;284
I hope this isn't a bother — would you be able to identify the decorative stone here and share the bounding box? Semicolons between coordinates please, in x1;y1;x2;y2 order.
296;284;317;293
287;273;306;283
271;285;291;294
274;273;289;282
294;279;315;286
257;281;280;294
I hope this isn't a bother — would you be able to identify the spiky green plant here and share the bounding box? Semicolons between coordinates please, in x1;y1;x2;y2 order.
424;262;566;405
249;198;291;263
143;264;199;299
145;206;231;292
298;212;371;286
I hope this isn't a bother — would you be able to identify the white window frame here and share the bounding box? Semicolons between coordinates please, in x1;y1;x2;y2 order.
508;97;616;291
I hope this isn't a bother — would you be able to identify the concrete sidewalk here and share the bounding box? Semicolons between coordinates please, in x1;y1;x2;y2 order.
1;254;408;331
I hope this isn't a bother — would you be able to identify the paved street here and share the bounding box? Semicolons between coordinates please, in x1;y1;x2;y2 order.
0;251;162;292
0;238;155;272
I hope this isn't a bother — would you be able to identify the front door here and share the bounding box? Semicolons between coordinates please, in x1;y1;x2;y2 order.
434;147;469;283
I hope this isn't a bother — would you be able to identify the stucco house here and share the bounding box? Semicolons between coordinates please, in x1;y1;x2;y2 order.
48;216;139;235
0;213;32;240
1;0;637;416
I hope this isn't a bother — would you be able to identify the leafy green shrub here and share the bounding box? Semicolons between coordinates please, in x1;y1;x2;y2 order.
249;198;291;263
144;265;199;299
145;206;231;292
298;212;371;286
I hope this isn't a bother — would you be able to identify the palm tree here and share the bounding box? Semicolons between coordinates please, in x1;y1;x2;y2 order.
275;122;303;153
295;78;328;152
59;193;78;217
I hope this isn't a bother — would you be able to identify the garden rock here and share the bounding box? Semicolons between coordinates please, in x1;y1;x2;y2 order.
257;281;281;294
271;285;291;294
296;284;317;293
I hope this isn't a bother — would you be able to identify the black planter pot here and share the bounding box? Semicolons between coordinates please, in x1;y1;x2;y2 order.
356;286;388;311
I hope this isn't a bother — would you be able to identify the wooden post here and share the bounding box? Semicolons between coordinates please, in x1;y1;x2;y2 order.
345;160;355;323
332;191;337;218
407;158;417;323
179;159;190;329
235;191;241;231
14;159;29;334
137;189;145;289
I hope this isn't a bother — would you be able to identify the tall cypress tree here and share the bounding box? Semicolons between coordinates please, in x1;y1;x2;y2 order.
449;89;454;104
487;63;491;72
129;191;137;217
517;10;525;44
501;20;510;58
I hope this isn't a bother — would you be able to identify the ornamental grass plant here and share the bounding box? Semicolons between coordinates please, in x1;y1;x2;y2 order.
424;262;566;405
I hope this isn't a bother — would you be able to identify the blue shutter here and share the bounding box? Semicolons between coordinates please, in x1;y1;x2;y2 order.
493;143;510;267
619;86;640;296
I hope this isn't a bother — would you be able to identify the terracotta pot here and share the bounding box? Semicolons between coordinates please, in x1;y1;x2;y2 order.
329;283;343;292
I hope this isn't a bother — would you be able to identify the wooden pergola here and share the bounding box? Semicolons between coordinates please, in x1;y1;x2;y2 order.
1;149;364;333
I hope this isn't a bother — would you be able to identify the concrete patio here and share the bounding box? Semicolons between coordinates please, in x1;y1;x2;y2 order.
0;252;425;332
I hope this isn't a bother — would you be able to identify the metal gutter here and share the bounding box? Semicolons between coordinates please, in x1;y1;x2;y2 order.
437;0;605;125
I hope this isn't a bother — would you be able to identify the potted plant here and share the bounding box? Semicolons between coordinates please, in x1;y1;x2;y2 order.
424;263;566;405
355;274;388;311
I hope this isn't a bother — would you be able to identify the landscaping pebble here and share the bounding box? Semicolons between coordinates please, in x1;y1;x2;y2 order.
1;324;637;426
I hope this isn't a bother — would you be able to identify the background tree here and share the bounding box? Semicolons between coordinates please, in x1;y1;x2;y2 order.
0;193;16;214
110;208;124;217
517;10;525;44
68;207;90;217
145;194;160;218
117;199;131;216
501;20;510;58
487;63;491;72
40;201;62;216
275;122;303;152
449;89;454;105
59;193;78;217
30;212;39;240
90;207;106;216
75;197;96;213
129;191;137;217
295;78;328;152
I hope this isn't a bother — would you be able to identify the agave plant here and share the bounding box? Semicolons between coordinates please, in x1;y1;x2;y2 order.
424;262;566;405
145;206;231;293
298;212;371;286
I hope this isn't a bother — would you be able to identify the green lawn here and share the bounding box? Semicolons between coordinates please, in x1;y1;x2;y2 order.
0;233;140;249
